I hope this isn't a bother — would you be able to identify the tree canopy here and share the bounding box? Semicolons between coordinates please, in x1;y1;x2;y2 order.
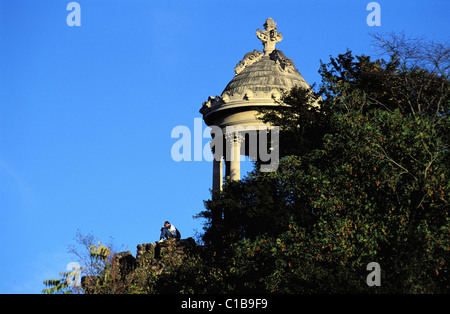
196;33;449;293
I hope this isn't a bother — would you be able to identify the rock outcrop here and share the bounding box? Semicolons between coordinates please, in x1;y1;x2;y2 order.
81;238;198;292
134;237;197;275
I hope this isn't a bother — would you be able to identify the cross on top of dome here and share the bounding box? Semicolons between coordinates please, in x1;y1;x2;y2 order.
256;18;283;55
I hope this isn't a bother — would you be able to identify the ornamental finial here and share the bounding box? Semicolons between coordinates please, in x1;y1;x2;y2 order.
256;18;283;55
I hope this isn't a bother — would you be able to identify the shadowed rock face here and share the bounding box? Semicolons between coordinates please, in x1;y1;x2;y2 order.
135;238;197;274
81;238;198;292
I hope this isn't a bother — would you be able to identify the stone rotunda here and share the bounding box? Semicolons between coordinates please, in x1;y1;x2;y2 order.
200;18;313;191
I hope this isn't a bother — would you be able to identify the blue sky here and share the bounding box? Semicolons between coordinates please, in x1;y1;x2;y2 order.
0;0;448;293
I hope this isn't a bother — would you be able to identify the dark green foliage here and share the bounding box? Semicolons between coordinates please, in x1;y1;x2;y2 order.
258;86;329;157
195;34;449;293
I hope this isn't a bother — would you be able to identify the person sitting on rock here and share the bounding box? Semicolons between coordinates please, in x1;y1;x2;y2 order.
158;221;181;243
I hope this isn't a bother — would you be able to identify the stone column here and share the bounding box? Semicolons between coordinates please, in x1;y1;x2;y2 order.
229;139;240;181
212;156;223;191
225;132;242;181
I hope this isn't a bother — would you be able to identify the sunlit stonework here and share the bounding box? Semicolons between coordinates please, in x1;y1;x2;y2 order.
200;18;312;191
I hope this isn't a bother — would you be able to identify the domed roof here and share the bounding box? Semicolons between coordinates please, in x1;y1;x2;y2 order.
222;49;309;98
200;18;312;126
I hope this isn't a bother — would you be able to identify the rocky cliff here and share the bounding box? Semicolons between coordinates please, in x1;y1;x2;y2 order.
81;238;198;292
